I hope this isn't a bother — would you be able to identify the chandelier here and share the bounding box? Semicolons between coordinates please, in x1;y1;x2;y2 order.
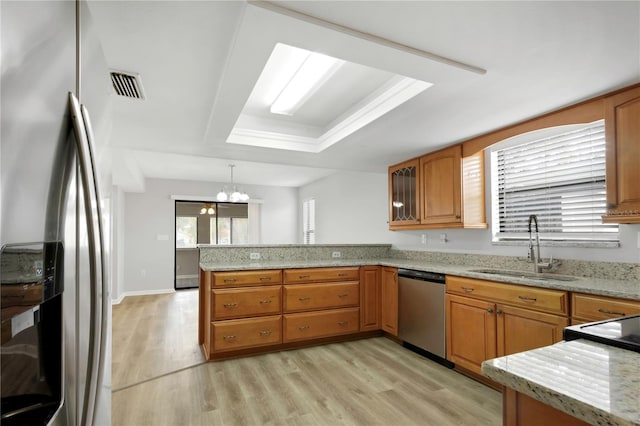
216;164;249;202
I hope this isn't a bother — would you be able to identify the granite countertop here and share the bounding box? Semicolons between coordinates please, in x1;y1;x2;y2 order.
482;340;640;426
199;258;640;300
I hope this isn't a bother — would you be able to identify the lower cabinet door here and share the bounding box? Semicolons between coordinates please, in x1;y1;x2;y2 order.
212;315;282;352
283;308;360;342
446;294;496;376
497;304;568;356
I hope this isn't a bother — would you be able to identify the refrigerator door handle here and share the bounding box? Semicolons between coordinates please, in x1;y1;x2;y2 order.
68;92;103;426
80;102;110;424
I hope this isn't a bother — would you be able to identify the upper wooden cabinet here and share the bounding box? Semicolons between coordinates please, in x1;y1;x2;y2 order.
389;159;421;227
603;85;640;223
420;145;461;225
388;145;486;230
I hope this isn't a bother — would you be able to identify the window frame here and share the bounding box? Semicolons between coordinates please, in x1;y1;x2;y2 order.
489;120;619;247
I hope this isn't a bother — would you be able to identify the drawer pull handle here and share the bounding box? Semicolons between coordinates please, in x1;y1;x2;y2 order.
259;330;272;336
259;276;272;281
338;273;348;277
259;299;272;304
223;303;238;308
223;335;236;340
298;275;311;279
518;296;537;302
223;278;237;283
298;296;311;301
338;320;348;326
461;287;474;292
298;325;310;331
598;308;626;316
337;293;349;298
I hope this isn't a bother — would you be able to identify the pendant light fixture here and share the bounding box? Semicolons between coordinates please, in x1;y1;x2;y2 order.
216;164;249;202
199;204;215;215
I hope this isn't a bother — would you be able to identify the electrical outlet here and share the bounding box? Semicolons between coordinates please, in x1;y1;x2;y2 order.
332;251;342;258
439;233;448;243
637;231;640;249
250;252;260;260
421;234;427;245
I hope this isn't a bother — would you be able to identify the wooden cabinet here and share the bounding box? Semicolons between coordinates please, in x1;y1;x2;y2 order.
446;276;569;378
388;145;486;230
389;159;421;226
571;292;640;324
283;267;359;283
503;388;589;426
283;282;359;312
211;286;282;320
420;145;462;225
283;267;360;343
381;266;398;335
360;266;381;331
283;308;359;342
212;269;282;288
211;316;282;352
603;85;640;223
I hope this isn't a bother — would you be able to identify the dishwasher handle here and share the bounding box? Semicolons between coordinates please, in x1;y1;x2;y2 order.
397;269;445;284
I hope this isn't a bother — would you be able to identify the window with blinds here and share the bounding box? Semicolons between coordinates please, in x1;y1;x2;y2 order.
303;198;316;244
491;119;618;242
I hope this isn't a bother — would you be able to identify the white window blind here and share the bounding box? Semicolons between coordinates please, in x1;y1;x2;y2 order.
492;119;618;241
303;199;316;244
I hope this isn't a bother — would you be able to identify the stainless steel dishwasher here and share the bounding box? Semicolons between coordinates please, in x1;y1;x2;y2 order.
398;268;452;367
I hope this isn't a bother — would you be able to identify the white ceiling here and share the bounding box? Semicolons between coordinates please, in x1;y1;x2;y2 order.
88;0;640;192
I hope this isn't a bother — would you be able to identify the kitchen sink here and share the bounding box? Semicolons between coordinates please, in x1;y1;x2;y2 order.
469;268;579;282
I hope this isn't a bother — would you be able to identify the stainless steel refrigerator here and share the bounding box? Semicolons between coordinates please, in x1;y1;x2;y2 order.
1;1;111;424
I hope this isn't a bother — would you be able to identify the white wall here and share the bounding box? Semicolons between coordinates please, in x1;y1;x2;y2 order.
298;171;394;244
121;177;297;295
299;170;640;263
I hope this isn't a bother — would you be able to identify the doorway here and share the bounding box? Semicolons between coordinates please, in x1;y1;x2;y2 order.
174;200;249;289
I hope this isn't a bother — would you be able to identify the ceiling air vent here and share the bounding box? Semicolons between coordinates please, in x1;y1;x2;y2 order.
110;70;145;100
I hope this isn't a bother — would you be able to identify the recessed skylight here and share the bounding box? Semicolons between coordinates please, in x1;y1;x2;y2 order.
270;49;344;116
228;43;433;153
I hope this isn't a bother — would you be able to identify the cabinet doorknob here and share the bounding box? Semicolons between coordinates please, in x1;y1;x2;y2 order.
487;308;494;314
496;309;503;315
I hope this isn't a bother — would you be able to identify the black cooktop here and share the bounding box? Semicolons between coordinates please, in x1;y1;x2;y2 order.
563;314;640;353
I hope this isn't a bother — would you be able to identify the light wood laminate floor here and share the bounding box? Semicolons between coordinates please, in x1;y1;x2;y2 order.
112;290;501;426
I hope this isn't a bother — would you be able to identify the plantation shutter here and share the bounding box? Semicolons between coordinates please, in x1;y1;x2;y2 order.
494;119;618;240
303;199;315;244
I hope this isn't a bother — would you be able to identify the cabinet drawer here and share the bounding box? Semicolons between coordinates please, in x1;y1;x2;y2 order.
212;286;282;320
572;293;640;322
212;270;282;287
283;267;360;284
284;282;359;312
211;316;282;352
283;308;359;342
446;276;568;315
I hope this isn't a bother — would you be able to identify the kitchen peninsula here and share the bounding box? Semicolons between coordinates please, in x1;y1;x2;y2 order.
198;244;640;425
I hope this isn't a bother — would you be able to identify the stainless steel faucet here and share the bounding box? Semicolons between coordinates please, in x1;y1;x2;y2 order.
528;214;552;273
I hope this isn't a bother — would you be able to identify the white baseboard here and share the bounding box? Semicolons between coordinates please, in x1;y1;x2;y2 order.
111;288;175;305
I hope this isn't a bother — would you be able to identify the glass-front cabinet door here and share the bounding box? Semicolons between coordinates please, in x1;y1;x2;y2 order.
388;159;420;227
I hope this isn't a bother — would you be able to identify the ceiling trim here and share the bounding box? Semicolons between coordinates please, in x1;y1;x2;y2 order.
227;76;432;153
248;0;486;75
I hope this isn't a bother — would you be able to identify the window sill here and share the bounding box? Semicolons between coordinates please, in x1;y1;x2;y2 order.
492;239;620;249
